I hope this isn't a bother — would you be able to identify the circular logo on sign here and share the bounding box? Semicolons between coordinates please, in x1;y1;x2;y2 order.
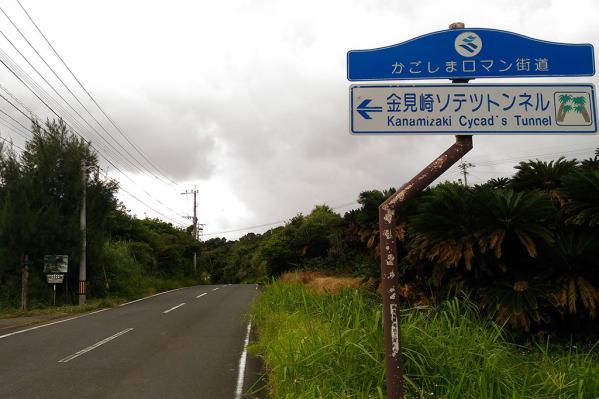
454;32;482;57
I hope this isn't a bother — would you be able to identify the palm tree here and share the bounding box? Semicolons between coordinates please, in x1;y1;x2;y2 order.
579;147;599;171
557;94;572;122
484;177;510;189
408;185;554;280
510;157;578;202
408;185;556;330
559;170;599;227
548;228;599;320
572;96;591;123
346;188;399;256
580;157;599;171
407;183;475;274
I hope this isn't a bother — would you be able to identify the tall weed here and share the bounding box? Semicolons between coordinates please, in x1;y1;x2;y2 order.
250;281;599;398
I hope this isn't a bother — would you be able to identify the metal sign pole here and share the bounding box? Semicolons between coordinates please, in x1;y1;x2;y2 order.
378;22;475;399
53;283;56;306
348;20;595;398
378;135;473;398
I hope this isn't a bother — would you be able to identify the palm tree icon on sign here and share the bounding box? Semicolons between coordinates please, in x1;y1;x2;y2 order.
556;93;591;125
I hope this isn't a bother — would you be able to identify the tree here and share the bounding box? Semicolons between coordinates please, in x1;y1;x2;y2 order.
407;184;557;331
579;148;599;172
560;170;599;227
483;177;510;189
0;119;118;304
510;157;578;200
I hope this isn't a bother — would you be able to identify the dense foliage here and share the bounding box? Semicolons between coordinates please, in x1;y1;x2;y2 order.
251;280;599;398
0;120;200;309
204;153;599;338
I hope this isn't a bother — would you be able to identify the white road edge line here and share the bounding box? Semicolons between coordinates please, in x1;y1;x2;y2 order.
235;321;252;399
0;308;109;340
196;293;207;299
163;303;186;314
119;287;185;307
58;328;134;363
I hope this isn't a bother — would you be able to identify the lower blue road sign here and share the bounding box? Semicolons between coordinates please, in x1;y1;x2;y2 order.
350;84;597;134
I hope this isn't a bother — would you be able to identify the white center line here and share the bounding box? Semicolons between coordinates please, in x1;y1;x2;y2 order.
58;328;134;363
235;321;252;399
212;288;219;291
119;287;185;307
163;303;186;314
196;293;207;299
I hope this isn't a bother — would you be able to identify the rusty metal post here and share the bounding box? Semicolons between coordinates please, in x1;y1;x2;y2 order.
378;136;472;398
379;22;473;398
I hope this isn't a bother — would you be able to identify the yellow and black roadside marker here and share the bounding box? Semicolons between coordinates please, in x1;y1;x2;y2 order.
78;280;87;295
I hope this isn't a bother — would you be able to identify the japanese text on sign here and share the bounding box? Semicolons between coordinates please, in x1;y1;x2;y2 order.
350;84;597;134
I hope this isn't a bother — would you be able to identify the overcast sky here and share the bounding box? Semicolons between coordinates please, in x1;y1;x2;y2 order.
0;0;598;239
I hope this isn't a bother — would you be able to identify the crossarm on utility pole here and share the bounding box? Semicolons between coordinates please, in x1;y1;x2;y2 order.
378;135;473;398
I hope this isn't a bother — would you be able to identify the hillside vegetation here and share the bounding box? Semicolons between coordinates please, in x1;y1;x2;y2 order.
0;120;202;312
203;150;599;338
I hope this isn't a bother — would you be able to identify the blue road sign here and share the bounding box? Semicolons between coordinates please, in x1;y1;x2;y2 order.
347;28;595;81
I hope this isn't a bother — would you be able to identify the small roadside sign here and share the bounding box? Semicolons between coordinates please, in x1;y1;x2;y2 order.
347;28;595;81
43;255;68;274
350;83;597;134
46;274;64;284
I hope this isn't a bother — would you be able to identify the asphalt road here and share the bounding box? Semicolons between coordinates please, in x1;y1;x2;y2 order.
0;284;262;399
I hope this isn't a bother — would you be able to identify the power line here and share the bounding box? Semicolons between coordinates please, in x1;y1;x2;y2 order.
1;87;187;226
14;0;178;186
0;82;38;119
118;186;187;228
0;7;175;187
202;201;359;237
0;9;187;225
0;132;25;151
0;30;158;179
203;142;598;238
471;147;596;167
0;34;187;225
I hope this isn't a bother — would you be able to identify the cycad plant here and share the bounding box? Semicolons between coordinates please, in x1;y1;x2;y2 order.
548;228;599;321
510;157;578;202
408;184;557;331
560;170;599;227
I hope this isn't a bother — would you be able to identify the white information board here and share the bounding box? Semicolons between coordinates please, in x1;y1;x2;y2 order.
350;83;596;134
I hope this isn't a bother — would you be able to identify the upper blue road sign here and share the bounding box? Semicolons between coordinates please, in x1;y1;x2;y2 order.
347;28;595;81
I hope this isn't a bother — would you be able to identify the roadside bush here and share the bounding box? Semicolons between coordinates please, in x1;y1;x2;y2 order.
102;241;143;298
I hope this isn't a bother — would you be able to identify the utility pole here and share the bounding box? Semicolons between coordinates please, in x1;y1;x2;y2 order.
20;254;29;310
79;160;87;305
457;159;475;187
182;187;200;273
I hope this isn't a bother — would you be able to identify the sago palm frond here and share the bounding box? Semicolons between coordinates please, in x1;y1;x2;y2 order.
560;170;599;227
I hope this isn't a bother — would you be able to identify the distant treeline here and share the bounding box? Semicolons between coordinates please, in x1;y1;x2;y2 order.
0;120;201;309
200;149;599;338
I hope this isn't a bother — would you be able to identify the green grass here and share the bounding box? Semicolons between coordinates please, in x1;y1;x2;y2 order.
249;280;599;399
0;298;126;320
0;297;126;319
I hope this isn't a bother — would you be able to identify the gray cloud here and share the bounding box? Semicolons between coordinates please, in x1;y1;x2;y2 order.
1;0;598;236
